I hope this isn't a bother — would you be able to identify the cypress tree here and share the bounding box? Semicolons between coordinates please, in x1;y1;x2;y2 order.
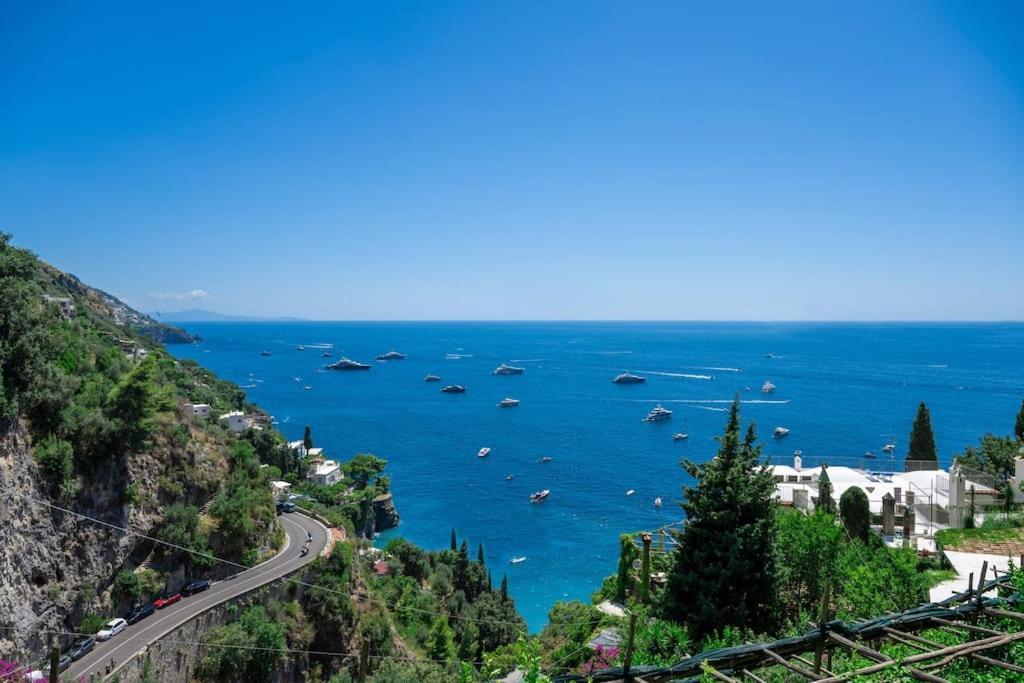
663;397;778;639
1015;399;1024;443
840;486;870;542
455;540;470;592
303;425;313;451
477;543;485;566
907;402;938;469
500;575;509;603
450;528;457;551
818;466;834;514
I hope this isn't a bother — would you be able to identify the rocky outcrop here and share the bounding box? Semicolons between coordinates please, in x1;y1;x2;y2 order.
357;493;400;538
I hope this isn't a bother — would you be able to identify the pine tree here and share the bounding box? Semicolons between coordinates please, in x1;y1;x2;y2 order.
303;425;313;451
450;528;458;551
906;402;938;469
663;397;778;639
477;543;485;566
840;486;870;542
426;615;456;661
1015;399;1024;443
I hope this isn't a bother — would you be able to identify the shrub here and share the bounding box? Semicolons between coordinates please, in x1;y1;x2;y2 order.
840;486;871;542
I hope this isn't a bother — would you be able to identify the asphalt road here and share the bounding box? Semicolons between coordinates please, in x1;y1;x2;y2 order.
63;512;327;681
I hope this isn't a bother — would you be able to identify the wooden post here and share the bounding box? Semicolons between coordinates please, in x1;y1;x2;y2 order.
623;612;639;680
49;638;59;683
814;578;832;674
640;532;652;603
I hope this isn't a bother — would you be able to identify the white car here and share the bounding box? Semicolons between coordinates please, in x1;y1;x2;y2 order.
96;617;127;640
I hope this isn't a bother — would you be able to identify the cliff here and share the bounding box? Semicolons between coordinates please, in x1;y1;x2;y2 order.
356;493;400;538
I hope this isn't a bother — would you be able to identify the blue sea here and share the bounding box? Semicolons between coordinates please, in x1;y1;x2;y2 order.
168;322;1024;629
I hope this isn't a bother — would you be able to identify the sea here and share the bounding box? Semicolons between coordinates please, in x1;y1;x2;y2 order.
167;322;1024;629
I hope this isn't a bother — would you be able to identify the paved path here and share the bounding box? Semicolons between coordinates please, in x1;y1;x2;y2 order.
64;512;327;681
928;550;1012;603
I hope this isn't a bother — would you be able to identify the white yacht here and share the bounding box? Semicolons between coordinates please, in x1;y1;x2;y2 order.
626;489;635;496
613;373;646;384
327;357;371;370
654;497;663;508
498;397;520;408
376;350;407;361
424;374;442;382
478;447;491;458
493;363;525;375
643;405;673;423
530;489;550;503
773;426;790;438
441;384;466;393
296;345;305;351
761;380;776;393
510;556;527;565
882;442;896;454
538;456;553;464
672;432;688;441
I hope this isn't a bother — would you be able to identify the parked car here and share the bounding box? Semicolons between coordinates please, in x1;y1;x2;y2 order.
280;501;297;513
126;602;155;624
43;654;72;674
153;590;182;609
96;617;127;640
182;579;210;596
67;636;95;661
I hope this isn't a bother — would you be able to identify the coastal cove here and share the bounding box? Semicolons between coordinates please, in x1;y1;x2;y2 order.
167;321;1024;629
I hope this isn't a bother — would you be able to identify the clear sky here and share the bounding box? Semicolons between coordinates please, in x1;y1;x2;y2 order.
2;1;1022;320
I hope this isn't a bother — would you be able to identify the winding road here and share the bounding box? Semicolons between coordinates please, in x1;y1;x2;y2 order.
64;512;328;681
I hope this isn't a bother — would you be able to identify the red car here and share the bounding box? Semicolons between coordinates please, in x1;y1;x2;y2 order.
153;591;182;609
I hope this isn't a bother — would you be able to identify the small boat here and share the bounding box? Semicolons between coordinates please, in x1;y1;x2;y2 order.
773;427;790;438
441;384;466;393
376;350;407;361
424;374;442;382
510;556;527;565
762;380;776;393
865;451;877;460
327;357;372;370
882;443;895;454
626;489;635;496
304;385;312;391
745;386;752;392
538;456;553;464
506;474;514;481
293;377;302;382
613;373;646;384
478;447;491;458
643;405;673;423
498;397;520;408
765;353;775;359
296;345;305;351
260;350;272;357
530;489;550;503
673;432;688;441
654;497;663;508
793;449;802;457
321;351;332;358
493;363;525;375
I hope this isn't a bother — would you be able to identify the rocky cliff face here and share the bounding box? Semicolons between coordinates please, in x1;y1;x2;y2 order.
0;419;226;662
356;493;400;538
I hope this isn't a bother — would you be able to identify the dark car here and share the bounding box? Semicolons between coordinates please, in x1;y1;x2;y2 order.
153;590;182;609
43;654;72;675
68;636;95;661
126;602;155;624
280;501;297;513
182;579;210;597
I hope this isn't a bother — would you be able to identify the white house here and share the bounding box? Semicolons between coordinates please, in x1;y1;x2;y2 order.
287;440;308;457
309;459;342;486
270;480;292;498
307;447;324;459
187;403;211;419
218;410;246;433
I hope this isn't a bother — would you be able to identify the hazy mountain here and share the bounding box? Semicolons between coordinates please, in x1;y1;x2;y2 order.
150;308;306;322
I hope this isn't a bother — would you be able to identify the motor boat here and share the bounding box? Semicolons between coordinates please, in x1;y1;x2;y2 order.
493;363;525;375
293;377;302;382
538;456;553;464
643;405;673;423
506;474;514;481
478;447;491;458
882;443;896;454
441;384;466;393
773;427;790;438
613;373;646;384
765;353;775;359
762;380;776;393
498;397;520;407
327;357;371;370
321;351;332;358
510;556;527;565
673;432;688;441
654;497;663;508
296;345;305;351
424;374;441;382
626;489;635;496
530;489;550;503
376;351;407;361
260;350;272;357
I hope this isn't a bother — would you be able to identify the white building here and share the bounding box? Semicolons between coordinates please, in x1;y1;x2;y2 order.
307;447;324;459
287;440;308;457
218;410;246;433
270;480;292;498
187;403;211;419
309;459;342;486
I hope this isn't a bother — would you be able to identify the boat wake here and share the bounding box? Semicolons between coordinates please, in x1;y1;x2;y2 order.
510;358;548;363
640;370;713;380
445;353;473;359
616;398;791;405
688;366;741;373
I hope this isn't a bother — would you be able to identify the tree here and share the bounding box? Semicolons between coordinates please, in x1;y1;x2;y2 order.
1015;399;1024;443
345;453;387;489
954;434;1019;482
106;355;158;454
303;425;313;451
426;615;456;662
664;397;778;639
818;466;834;514
500;575;509;603
451;528;458;551
477;543;486;566
907;401;938;469
774;509;841;623
195;606;287;683
616;533;637;602
840;486;870;542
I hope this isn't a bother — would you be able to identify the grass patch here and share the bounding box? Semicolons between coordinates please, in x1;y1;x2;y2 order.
922;569;958;589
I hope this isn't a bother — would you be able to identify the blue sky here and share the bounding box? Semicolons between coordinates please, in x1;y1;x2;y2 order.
2;1;1022;320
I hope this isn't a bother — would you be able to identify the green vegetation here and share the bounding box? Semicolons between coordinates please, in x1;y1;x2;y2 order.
954;433;1019;480
907;400;938;468
196;606;287;683
664;398;777;639
210;441;277;565
936;512;1024;550
1016;398;1024;442
839;485;870;542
